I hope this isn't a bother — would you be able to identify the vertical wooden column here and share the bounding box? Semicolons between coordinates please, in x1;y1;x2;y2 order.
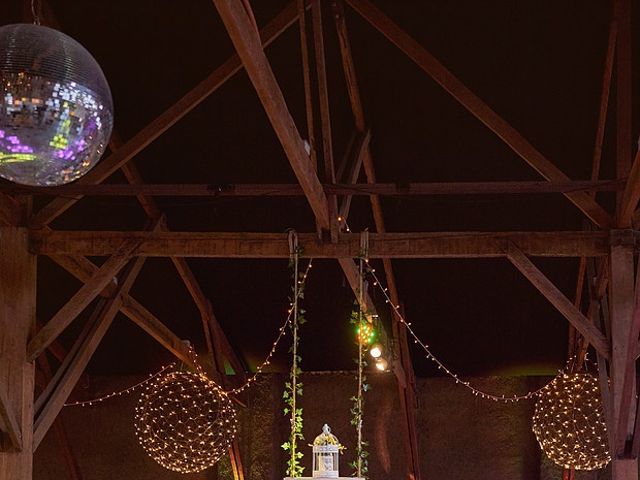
0;226;36;479
609;230;638;479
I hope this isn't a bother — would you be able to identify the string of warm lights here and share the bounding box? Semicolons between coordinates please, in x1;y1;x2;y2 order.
63;260;313;406
63;364;174;407
229;259;313;395
366;263;556;403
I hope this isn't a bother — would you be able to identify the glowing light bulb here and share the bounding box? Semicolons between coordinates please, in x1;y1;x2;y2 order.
369;343;383;358
375;358;388;371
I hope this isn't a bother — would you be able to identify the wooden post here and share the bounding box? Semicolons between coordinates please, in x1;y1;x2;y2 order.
609;230;638;479
0;226;36;479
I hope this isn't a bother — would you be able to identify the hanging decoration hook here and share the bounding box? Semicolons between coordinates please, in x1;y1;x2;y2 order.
31;0;41;25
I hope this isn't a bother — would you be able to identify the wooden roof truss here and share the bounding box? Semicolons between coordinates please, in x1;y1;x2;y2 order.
0;0;638;479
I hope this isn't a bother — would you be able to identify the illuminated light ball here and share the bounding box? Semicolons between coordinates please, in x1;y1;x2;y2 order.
356;321;376;346
532;372;610;471
134;369;238;473
0;24;113;186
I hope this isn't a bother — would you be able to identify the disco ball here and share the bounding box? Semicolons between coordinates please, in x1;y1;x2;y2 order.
0;24;113;186
134;369;238;473
532;372;610;471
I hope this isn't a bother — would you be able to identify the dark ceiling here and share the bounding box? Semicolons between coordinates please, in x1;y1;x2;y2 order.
3;1;638;379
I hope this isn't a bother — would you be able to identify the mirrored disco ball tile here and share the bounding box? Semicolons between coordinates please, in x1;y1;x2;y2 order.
0;72;112;185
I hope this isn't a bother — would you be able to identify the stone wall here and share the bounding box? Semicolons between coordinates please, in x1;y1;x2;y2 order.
34;372;612;480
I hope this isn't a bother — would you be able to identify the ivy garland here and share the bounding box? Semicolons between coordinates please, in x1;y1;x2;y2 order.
349;308;370;477
281;243;309;478
350;256;369;478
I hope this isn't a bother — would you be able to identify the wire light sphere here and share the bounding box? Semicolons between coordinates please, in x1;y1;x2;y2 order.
134;369;238;473
0;24;113;186
532;372;610;471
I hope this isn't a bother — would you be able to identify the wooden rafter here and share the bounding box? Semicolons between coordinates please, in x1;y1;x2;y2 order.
338;130;371;225
615;0;633;188
32;230;610;259
47;254;194;367
0;194;20;227
0;179;625;197
212;0;330;228
615;246;640;455
311;0;340;239
332;2;419;476
569;10;617;359
0;226;35;478
27;239;139;361
109;130;247;384
344;0;612;229
0;383;22;450
617;149;640;228
33;252;149;450
36;354;83;480
576;257;609;363
34;299;108;416
210;0;391;377
171;257;247;381
585;258;614;453
29;0;308;229
506;242;609;358
608;230;637;462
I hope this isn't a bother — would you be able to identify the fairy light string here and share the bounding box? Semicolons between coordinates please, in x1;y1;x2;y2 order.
64;258;314;407
230;258;312;395
365;261;555;403
63;364;174;407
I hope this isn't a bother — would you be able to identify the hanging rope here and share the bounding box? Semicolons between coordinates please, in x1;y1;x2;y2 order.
283;230;305;477
355;231;369;478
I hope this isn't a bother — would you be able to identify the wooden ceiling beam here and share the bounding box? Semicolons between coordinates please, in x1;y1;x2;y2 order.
120;298;194;366
0;383;22;450
615;0;633;194
617;149;640;228
34;299;108;416
110;130;247;383
569;12;617;360
35;353;83;480
338;130;371;226
171;258;247;380
3;179;624;197
34;219;161;417
212;1;381;376
0;194;20;227
47;254;194;367
33;253;148;450
345;0;613;229
311;0;340;239
332;3;417;475
29;0;306;229
32;230;609;258
27;239;139;361
506;242;610;358
211;0;330;229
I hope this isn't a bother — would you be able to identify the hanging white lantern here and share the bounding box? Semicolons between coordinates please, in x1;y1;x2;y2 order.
0;23;113;186
312;424;340;478
284;424;362;480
